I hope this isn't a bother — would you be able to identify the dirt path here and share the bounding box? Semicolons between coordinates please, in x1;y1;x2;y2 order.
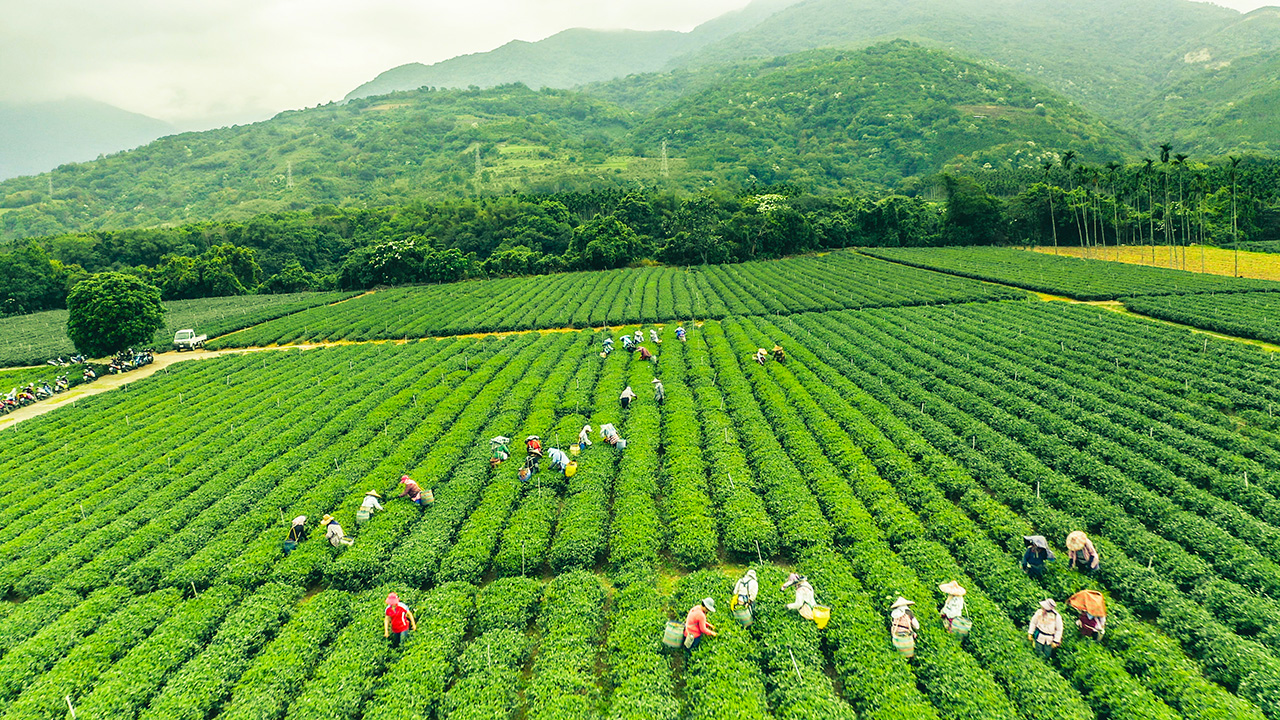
0;344;340;429
1028;290;1280;353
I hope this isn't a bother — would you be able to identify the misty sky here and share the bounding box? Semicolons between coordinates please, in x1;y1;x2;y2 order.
1;0;1273;130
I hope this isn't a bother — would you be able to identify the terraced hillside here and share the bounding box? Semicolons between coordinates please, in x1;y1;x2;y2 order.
2;281;1279;719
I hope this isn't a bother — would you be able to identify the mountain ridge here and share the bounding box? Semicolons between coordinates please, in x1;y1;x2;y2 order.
0;42;1134;241
0;98;174;181
344;0;800;100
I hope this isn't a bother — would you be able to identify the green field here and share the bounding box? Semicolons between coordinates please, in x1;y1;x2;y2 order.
2;258;1280;720
864;246;1280;300
0;291;352;367
209;250;1024;348
1125;292;1280;346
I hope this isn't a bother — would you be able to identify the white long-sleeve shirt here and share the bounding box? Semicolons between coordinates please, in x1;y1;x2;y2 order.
891;608;920;635
548;448;569;468
1028;609;1063;645
578;427;592;446
941;595;965;620
785;582;815;611
360;496;383;511
325;522;352;547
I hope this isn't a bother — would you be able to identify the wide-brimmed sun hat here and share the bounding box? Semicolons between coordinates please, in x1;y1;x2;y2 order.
292;515;306;525
701;597;716;613
938;581;966;597
890;597;915;610
321;514;335;525
1065;531;1088;552
1040;598;1058;612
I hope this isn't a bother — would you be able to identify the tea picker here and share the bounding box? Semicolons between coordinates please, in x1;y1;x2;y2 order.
889;597;920;658
384;593;417;648
782;573;829;628
620;386;637;410
637;346;655;364
547;447;570;474
1065;531;1100;573
1021;535;1054;579
282;515;307;555
772;345;786;363
650;328;661;344
601;337;614;358
634;329;644;345
1068;589;1107;640
599;423;626;449
524;435;543;459
938;581;971;635
490;436;511;468
731;569;758;626
754;348;769;365
397;475;432;508
356;490;383;527
1028;599;1063;659
675;326;686;342
651;378;665;403
322;514;353;547
682;597;718;651
575;425;592;454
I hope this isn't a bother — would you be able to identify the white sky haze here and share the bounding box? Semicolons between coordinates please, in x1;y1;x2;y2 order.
0;0;1274;130
0;0;751;129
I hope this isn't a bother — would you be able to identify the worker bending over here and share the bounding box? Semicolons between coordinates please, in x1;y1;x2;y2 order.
1065;531;1100;574
356;490;382;526
547;447;570;474
322;514;353;547
283;515;307;555
683;598;717;651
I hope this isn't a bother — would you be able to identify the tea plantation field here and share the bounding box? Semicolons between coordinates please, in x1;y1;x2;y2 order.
3;289;1279;719
864;246;1280;300
208;250;1024;348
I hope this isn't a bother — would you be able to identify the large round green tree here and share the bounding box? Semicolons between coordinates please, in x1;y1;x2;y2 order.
66;272;166;357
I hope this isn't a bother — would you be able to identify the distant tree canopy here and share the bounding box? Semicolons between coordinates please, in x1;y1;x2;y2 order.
2;153;1278;313
66;272;165;357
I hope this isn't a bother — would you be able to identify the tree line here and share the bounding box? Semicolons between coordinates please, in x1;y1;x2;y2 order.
1;154;1276;316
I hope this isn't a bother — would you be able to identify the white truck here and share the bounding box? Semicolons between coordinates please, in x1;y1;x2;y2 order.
173;329;207;351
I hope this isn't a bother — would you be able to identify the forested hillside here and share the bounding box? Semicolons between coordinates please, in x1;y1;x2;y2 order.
633;43;1137;188
0;43;1130;243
